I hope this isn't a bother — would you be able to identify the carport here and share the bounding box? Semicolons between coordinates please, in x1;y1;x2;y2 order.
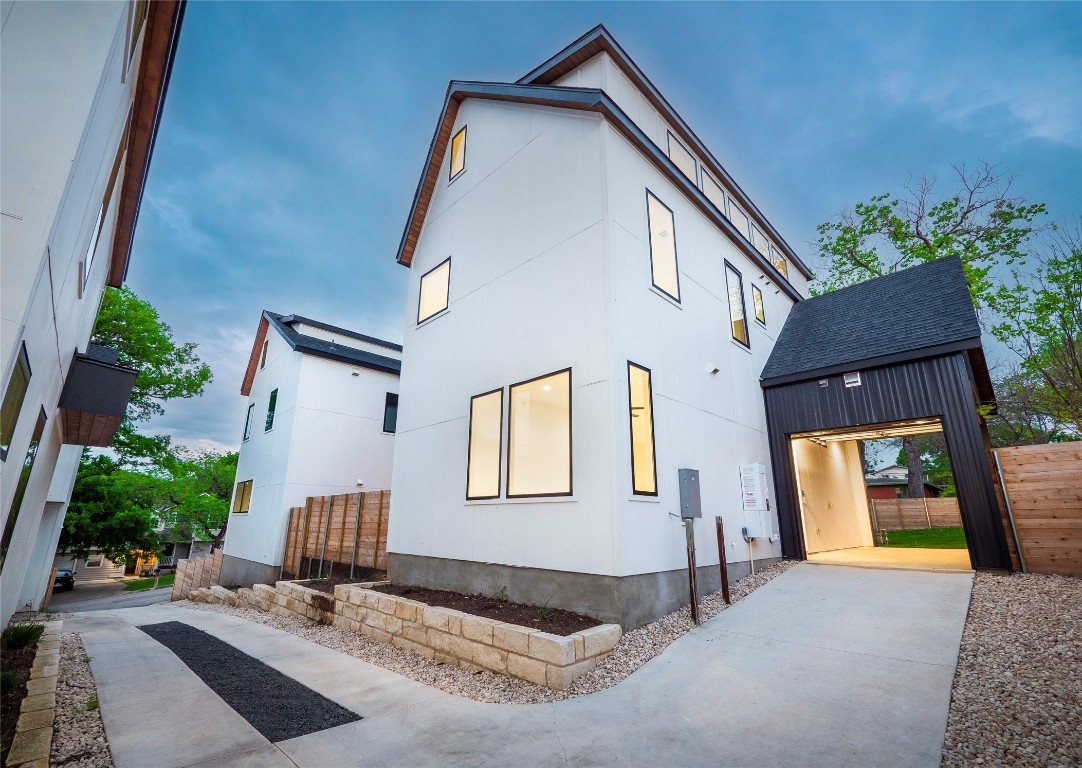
760;257;1014;571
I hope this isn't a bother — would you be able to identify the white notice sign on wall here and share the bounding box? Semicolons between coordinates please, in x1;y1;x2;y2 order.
739;463;767;512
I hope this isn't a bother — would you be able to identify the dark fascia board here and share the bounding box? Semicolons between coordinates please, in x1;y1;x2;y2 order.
396;81;800;301
758;337;984;389
264;312;401;376
278;314;402;352
516;24;812;280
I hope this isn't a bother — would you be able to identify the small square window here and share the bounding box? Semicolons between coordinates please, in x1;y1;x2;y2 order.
232;479;253;513
417;257;451;324
449;126;467;181
844;372;861;388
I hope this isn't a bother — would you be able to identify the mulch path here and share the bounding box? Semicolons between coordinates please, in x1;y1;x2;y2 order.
1;644;36;766
371;584;601;636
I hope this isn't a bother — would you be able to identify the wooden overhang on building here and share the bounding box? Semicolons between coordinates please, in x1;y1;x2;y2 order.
106;0;186;288
57;346;138;447
395;26;809;301
759;256;1013;570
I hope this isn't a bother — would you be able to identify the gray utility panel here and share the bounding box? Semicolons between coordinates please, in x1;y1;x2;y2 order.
678;468;701;519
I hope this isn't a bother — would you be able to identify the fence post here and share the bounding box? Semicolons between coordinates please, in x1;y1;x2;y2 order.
317;497;332;579
299;498;313;580
994;450;1028;573
922;496;932;529
374;490;386;571
350;492;362;580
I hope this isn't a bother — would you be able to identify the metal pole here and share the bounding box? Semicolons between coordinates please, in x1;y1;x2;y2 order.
994;450;1027;573
715;516;731;604
685;518;700;625
317;498;332;579
350;492;362;580
923;495;932;529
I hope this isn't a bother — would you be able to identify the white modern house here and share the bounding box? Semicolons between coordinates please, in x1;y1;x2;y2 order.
0;0;184;626
387;26;815;628
222;312;402;586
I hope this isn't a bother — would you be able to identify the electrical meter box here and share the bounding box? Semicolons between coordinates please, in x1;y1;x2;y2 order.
739;463;770;537
678;468;702;519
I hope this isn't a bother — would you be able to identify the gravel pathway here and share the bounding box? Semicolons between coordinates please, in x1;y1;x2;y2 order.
943;571;1081;768
180;560;797;704
52;633;114;768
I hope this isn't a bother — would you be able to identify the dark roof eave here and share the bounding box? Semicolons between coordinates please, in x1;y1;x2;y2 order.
278;313;402;352
264;311;401;376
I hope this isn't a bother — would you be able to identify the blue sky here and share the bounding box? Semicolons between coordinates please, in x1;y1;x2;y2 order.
128;1;1082;453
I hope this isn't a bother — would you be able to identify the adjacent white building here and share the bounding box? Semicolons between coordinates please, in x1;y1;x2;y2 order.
222;312;402;586
387;26;814;627
0;0;184;626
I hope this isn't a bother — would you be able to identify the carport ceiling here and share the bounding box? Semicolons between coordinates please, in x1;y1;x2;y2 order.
792;418;943;443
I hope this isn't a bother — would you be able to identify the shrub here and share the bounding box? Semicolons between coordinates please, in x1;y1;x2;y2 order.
1;623;44;650
0;670;20;696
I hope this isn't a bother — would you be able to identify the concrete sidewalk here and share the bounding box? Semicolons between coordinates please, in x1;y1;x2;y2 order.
67;563;973;768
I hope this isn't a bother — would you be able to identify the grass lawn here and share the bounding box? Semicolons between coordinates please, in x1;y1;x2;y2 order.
122;572;176;592
882;527;968;549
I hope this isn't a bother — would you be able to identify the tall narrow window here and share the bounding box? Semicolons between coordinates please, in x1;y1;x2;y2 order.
83;122;129;286
646;192;680;302
232;479;253;513
260;340;269;369
727;199;751;240
417;258;451;323
265;389;278;431
1;407;46;572
627;363;657;496
702;171;726;214
1;344;31;461
667;132;696;182
466;389;503;500
752;284;766;325
449;125;467;181
383;393;399;433
129;0;148;67
242;404;255;441
507;369;572;498
770;246;790;278
726;263;750;347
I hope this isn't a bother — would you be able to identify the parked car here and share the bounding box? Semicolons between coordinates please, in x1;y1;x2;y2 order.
54;569;75;592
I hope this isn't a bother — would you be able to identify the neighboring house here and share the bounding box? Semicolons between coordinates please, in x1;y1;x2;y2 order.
222;312;402;586
867;465;908;481
0;1;185;626
865;476;942;500
387;26;813;629
52;550;125;584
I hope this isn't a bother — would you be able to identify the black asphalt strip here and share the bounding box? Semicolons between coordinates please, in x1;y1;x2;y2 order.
138;621;360;741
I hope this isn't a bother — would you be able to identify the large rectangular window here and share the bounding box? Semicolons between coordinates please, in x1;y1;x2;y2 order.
770;246;790;278
242;403;255;441
449;125;467;181
1;407;46;572
667;132;696;182
466;389;503;500
752;284;766;325
417;257;451;324
646;192;680;302
507;369;572;498
627;363;657;496
702;171;726;214
726;262;750;347
232;480;253;513
1;343;31;461
265;389;278;431
383;393;399;433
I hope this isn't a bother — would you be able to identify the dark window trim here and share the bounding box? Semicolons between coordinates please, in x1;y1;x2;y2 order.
666;131;697;185
232;479;253;514
700;168;725;215
383;392;399;434
417;256;452;325
1;406;46;571
645;189;681;304
725;260;751;349
242;403;255;441
449;125;467;182
627;361;659;497
260;340;269;369
1;342;32;462
752;284;767;326
265;388;278;432
506;367;573;499
465;387;504;501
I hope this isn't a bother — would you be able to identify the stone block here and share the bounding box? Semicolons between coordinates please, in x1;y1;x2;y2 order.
460;615;496;645
528;632;576;666
578;624;622;658
16;708;54;732
24;677;56;696
364;611;402;635
546;658;597;691
401;623;428;645
29;665;57;680
425;630;456;656
376;595;399;614
444;610;466;636
19;693;55;713
492;623;535;655
394;600;421;623
433;651;458;666
253;583;276;599
274;581;295;594
472;644;508;673
35;640;59;651
332;615;351;632
210;585;238;606
359;625;392;645
507;653;548;686
421;606;449;632
391;636;434;660
6;727;51;765
574;635;585;661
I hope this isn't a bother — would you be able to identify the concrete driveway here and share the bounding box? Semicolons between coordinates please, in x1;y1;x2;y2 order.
66;563;973;767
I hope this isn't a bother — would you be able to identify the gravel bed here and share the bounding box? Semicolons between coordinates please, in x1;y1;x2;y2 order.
943;572;1081;768
52;632;114;768
180;560;796;704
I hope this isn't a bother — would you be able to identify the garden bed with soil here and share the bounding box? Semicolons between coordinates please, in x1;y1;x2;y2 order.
297;570;385;595
1;634;39;765
371;583;600;636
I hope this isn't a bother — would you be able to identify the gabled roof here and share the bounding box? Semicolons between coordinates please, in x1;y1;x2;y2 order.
760;257;995;406
395;25;810;294
240;311;401;396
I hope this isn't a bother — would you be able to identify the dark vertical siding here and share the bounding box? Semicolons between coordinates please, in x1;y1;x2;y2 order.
762;352;1012;570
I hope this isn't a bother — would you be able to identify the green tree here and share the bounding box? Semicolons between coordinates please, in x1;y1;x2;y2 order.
90;286;213;463
986;367;1077;447
894;435;956;497
157;450;238;551
60;455;162;564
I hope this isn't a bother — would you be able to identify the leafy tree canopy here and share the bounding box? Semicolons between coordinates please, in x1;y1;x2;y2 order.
156;450;238;550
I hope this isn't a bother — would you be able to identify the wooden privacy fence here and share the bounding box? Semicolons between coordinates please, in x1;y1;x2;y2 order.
869;498;963;531
282;491;390;579
996;443;1082;577
171;551;223;600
